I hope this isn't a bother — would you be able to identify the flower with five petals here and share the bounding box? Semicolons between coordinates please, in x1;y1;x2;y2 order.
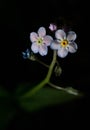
30;27;53;56
51;29;78;58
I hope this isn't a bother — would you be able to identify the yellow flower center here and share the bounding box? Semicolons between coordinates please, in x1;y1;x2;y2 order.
61;40;68;47
37;38;43;45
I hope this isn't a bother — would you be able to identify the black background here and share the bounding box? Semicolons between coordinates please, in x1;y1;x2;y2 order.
0;0;90;129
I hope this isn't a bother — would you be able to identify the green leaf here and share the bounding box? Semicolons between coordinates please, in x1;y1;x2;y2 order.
0;87;15;129
18;85;82;112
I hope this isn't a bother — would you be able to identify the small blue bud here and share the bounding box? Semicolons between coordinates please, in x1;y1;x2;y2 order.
22;49;30;59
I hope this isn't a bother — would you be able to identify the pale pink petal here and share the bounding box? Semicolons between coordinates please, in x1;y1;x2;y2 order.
31;42;39;53
67;31;77;41
50;41;61;50
57;48;68;58
44;35;53;46
38;27;46;37
39;44;48;56
30;32;38;42
55;29;66;40
49;23;57;31
67;42;78;53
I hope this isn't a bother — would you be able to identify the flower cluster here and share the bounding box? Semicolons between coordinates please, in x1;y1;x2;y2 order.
22;23;79;96
23;24;78;58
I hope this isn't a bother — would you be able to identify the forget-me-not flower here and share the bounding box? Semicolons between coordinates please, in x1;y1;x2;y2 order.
30;27;53;56
51;29;78;58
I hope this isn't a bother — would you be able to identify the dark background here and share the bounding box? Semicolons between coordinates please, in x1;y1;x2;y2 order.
0;0;90;129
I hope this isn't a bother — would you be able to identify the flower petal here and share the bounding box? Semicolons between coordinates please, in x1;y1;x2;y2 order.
44;35;53;46
55;29;66;40
67;42;78;53
67;31;77;41
38;27;46;37
57;48;68;58
30;32;38;42
39;44;48;56
50;41;60;50
31;42;39;53
49;23;57;31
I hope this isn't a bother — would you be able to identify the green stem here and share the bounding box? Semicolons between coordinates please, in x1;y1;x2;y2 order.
28;54;49;68
45;50;57;82
36;58;49;68
23;50;57;97
48;82;79;96
48;82;64;91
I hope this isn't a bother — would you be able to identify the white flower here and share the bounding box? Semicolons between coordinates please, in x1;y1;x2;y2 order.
30;27;53;56
51;29;78;58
